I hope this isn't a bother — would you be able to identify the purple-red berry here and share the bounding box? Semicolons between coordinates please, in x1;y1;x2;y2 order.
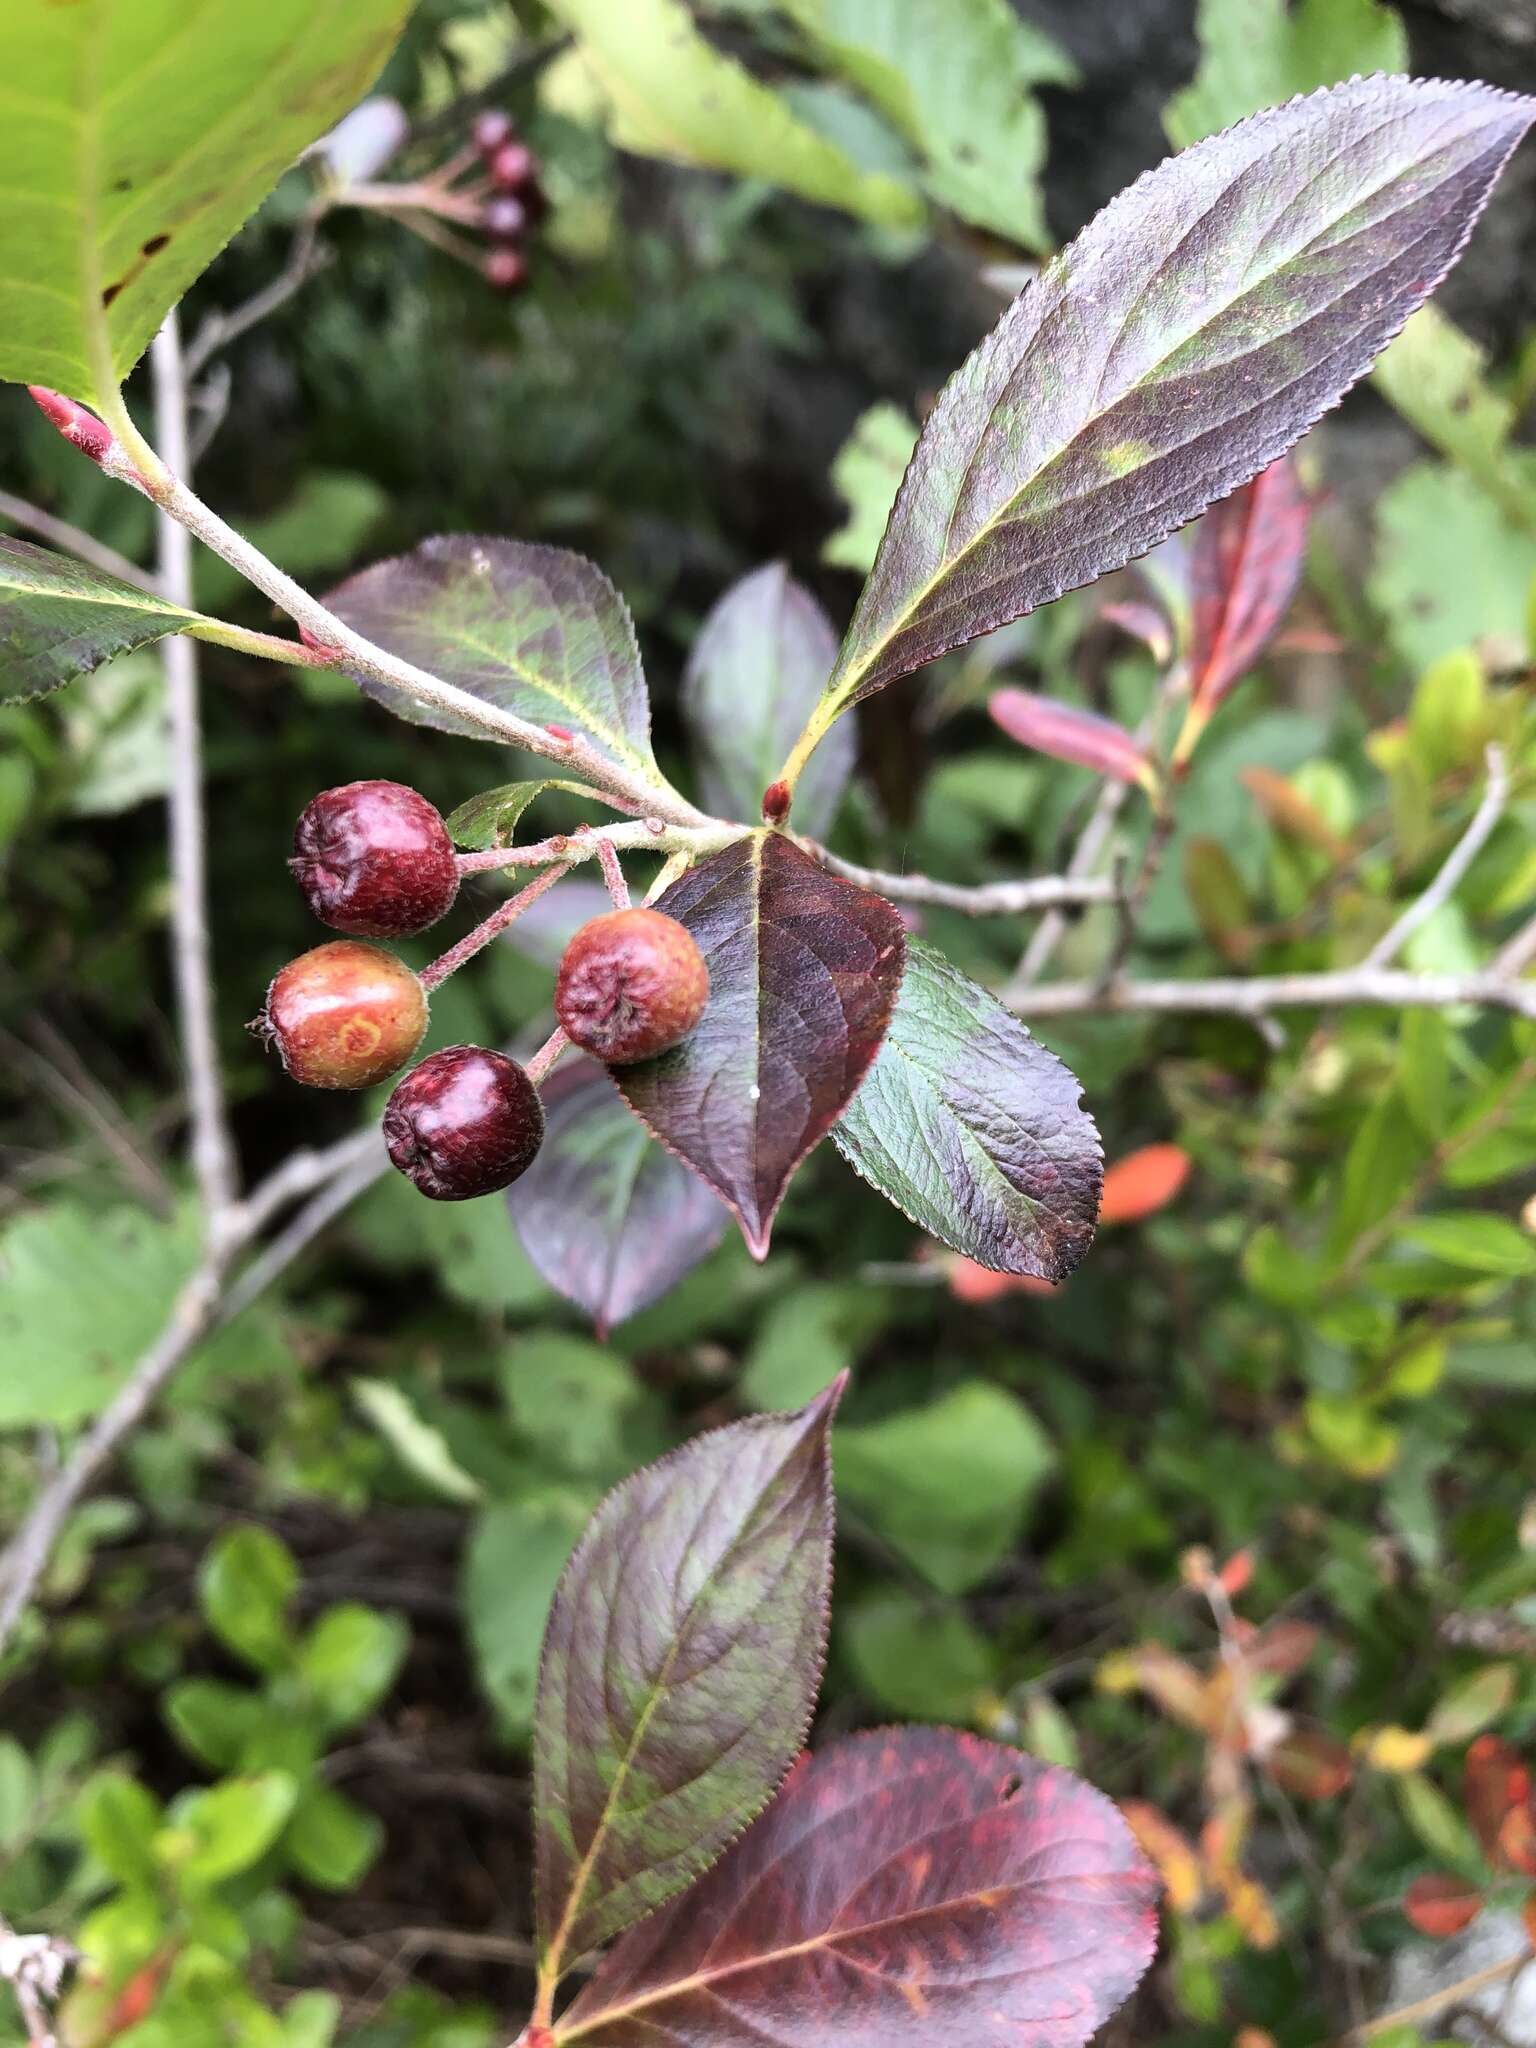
483;195;528;241
554;908;710;1065
489;140;536;192
484;246;530;294
290;779;459;938
252;941;428;1090
383;1046;544;1200
473;108;515;157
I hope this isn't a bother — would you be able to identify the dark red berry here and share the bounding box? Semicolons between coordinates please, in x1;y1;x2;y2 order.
252;941;428;1090
483;194;527;241
383;1046;544;1200
489;140;536;192
484;246;529;294
473;108;514;157
290;780;459;938
554;908;710;1065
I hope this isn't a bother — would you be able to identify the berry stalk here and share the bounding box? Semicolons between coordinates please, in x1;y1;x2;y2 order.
419;862;573;993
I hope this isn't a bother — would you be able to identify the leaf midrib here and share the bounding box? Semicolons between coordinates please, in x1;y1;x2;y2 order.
832;99;1492;706
556;1837;1126;2041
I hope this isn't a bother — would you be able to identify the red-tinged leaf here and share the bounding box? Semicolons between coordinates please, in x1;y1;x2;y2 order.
1500;1801;1536;1879
553;1729;1160;2048
1099;598;1175;666
324;537;666;784
683;565;852;838
616;835;906;1259
1523;1889;1536;1953
1097;1143;1192;1227
1187;456;1310;713
832;941;1101;1282
534;1382;843;1975
1217;1549;1255;1600
798;77;1534;748
945;1253;1056;1303
989;688;1151;784
1465;1735;1531;1864
507;1059;728;1337
1244;1619;1319;1679
1265;1729;1352;1802
1404;1872;1485;1938
1240;766;1352;859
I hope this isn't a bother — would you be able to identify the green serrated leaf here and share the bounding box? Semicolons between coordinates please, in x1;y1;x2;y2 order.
201;1527;298;1678
0;0;412;407
445;777;607;851
0;536;199;703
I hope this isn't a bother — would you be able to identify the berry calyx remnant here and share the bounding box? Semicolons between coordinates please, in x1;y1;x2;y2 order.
554;908;710;1065
291;780;459;937
473;108;514;157
383;1045;545;1199
252;941;428;1089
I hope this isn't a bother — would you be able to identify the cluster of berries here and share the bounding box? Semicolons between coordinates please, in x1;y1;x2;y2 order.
471;108;544;294
253;781;710;1200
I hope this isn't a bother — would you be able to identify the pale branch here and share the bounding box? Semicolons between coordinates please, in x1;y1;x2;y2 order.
452;818;733;875
0;1916;75;2048
1332;1947;1532;2045
1009;967;1536;1025
153;312;240;1240
0;487;156;590
97;411;712;832
798;845;1118;916
1364;743;1508;969
184;213;331;381
1492;906;1536;979
1006;768;1138;991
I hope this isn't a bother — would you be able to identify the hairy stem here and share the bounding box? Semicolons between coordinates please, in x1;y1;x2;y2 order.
420;864;574;993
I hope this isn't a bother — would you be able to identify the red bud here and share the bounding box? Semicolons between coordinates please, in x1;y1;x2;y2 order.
762;779;792;824
27;386;113;464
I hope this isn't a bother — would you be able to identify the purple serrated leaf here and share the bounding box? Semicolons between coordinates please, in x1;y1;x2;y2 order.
821;75;1535;714
614;835;906;1259
507;1058;728;1337
553;1727;1160;2048
323;537;658;777
989;686;1150;784
1187;452;1311;711
534;1378;845;1977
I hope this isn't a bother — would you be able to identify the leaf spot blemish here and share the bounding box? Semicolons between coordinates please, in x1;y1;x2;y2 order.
141;233;171;257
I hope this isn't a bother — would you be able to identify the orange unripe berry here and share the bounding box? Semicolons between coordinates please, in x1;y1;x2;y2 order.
555;908;709;1064
252;941;427;1089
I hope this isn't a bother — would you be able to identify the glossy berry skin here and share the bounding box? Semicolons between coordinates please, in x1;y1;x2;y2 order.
489;140;536;192
291;779;459;937
473;108;514;156
254;942;428;1090
484;246;529;294
383;1046;544;1200
555;908;710;1065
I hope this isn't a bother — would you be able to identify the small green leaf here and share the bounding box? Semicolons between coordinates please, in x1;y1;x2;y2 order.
298;1606;409;1733
77;1772;163;1888
171;1773;297;1886
1164;0;1408;147
1409;649;1491;779
201;1527;298;1677
822;403;918;575
285;1784;383;1891
1396;1772;1484;1881
465;1492;593;1740
836;1380;1056;1594
544;0;923;228
1397;1214;1536;1279
164;1680;266;1775
842;1592;997;1721
0;0;413;407
502;1335;651;1481
445;777;606;851
0;537;199;703
352;1378;486;1505
1426;1665;1516;1748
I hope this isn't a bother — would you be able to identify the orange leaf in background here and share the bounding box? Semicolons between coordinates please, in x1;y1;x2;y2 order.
1239;767;1351;859
1523;1890;1536;1952
1265;1728;1353;1801
1235;2030;1279;2048
1218;1549;1256;1599
1222;1873;1281;1949
945;1256;1055;1303
1404;1872;1485;1938
1499;1800;1536;1878
1120;1800;1204;1914
1465;1735;1532;1863
1098;1143;1193;1225
1245;1618;1320;1678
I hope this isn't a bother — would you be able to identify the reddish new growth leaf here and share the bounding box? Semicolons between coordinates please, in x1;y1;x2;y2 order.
989;688;1152;786
1404;1873;1485;1940
1466;1735;1536;1875
1186;456;1310;716
616;835;905;1258
554;1728;1160;2048
27;386;113;465
1097;1144;1192;1227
